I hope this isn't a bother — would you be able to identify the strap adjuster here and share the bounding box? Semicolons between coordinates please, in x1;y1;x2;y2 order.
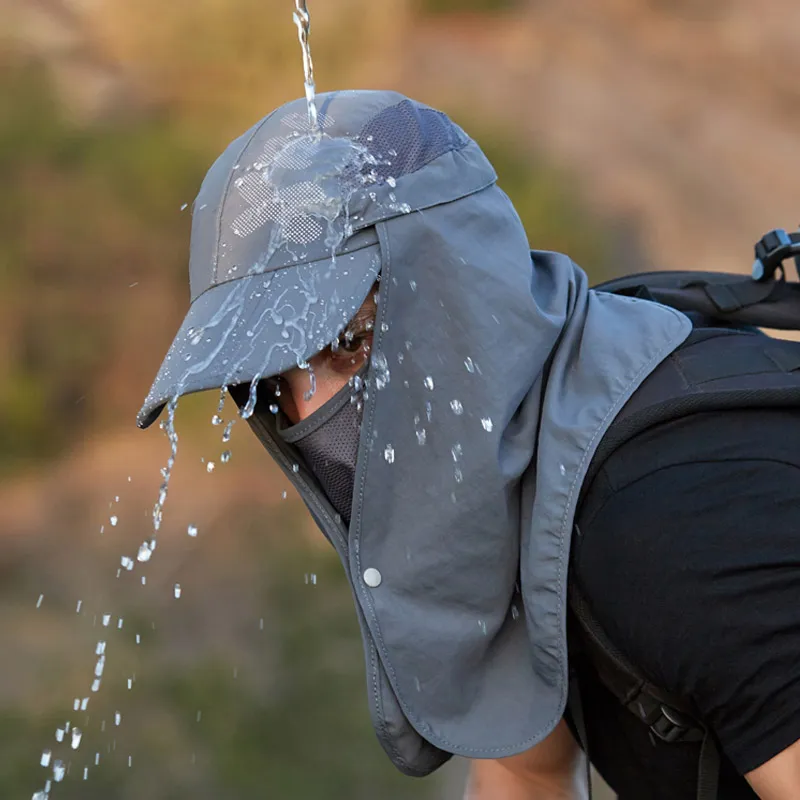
752;228;800;282
650;705;704;744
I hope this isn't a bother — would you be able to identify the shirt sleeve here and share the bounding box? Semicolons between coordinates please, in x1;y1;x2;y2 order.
573;450;800;775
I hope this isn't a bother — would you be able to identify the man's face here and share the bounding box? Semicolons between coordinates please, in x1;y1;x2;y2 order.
277;288;377;423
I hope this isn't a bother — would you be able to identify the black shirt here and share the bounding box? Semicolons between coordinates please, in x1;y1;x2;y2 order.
571;408;800;799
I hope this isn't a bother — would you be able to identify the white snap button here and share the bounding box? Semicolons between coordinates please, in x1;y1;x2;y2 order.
363;568;382;588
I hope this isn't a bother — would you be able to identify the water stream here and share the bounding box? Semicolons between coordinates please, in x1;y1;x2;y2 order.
293;1;319;133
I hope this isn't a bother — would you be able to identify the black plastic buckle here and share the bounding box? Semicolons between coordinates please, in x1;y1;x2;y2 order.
752;228;800;282
650;705;703;744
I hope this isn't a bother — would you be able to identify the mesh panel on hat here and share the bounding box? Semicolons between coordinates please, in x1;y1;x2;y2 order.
357;99;469;183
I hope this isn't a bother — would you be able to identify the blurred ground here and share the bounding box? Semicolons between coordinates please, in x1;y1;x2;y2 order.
2;0;799;797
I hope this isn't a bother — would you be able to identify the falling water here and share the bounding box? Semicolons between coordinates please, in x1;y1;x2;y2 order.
292;1;318;132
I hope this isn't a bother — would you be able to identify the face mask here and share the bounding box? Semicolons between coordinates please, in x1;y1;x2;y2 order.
276;373;365;525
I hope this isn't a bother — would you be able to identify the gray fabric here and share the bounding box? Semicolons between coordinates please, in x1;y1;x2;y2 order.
138;90;692;772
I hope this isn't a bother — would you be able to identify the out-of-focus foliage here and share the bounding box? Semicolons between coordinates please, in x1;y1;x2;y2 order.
416;0;519;14
0;54;204;471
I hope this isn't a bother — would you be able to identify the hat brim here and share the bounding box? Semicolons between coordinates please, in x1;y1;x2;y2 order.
137;242;381;429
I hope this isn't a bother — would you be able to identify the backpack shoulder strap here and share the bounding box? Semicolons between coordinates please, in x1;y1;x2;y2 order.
591;228;800;331
581;325;800;500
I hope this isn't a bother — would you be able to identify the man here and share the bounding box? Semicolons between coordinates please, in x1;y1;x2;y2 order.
137;90;800;798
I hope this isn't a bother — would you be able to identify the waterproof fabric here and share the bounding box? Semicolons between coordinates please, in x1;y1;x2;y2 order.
139;90;692;773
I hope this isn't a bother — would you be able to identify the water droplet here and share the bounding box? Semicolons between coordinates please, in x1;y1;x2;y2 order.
115;712;122;726
102;614;111;627
416;429;427;445
384;445;395;464
211;415;223;426
110;515;118;527
55;728;65;743
452;443;463;462
180;203;188;211
174;584;182;599
559;463;567;476
206;462;216;473
292;463;300;473
41;750;52;767
386;176;397;187
450;399;463;415
481;417;494;432
409;280;417;291
269;404;279;414
76;599;82;612
380;322;389;333
478;620;487;635
454;468;463;483
511;604;520;620
53;760;66;782
137;542;153;562
423;376;434;391
36;594;43;609
96;641;106;655
81;697;89;710
187;524;198;538
121;556;134;571
221;450;231;464
71;728;82;749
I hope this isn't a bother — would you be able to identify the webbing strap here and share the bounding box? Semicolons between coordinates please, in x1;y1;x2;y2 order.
569;576;719;798
697;732;721;800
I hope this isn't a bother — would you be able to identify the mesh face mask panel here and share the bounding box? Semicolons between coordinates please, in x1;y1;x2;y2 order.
291;397;363;524
357;99;470;184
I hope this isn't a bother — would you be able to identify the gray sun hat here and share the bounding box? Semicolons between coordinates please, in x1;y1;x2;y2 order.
137;89;481;429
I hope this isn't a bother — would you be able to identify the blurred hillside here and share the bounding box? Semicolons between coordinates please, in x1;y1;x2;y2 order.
2;0;798;797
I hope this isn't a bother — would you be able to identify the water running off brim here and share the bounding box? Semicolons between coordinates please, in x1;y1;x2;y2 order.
293;0;318;133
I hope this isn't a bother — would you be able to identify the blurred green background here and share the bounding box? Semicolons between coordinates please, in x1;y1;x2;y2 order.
3;0;799;797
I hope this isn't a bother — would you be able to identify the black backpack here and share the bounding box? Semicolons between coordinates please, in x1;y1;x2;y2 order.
569;228;800;800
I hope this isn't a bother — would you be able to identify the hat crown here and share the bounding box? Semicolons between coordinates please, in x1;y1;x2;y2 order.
188;91;471;302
